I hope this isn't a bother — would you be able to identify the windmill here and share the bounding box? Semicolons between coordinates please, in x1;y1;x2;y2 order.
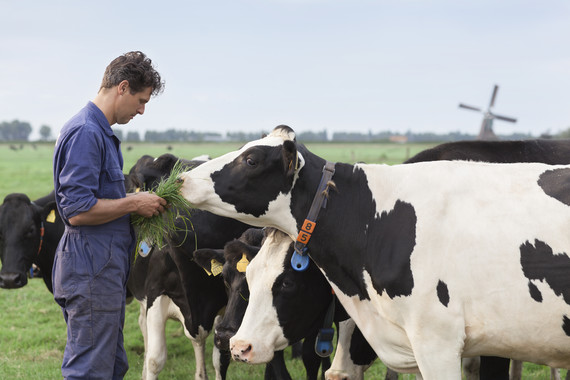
459;85;517;140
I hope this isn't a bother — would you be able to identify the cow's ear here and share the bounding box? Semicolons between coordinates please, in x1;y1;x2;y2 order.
282;140;298;176
41;201;59;224
224;240;259;262
193;248;225;276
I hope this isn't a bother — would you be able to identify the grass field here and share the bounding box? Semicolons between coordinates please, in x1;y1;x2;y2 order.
0;141;565;379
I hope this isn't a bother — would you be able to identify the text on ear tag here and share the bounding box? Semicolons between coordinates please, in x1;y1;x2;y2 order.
211;259;223;276
46;209;56;223
236;253;249;273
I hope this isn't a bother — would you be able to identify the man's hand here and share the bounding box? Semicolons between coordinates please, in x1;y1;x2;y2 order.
130;192;167;218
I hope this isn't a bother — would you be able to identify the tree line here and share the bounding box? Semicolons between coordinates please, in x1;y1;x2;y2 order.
1;118;569;143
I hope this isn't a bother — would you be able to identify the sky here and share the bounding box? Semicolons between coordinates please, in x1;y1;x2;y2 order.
1;0;569;140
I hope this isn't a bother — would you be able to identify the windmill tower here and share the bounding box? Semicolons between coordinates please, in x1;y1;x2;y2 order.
459;85;517;140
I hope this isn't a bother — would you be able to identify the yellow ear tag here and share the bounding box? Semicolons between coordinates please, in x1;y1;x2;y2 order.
236;253;249;273
135;187;141;193
46;209;56;223
210;259;223;276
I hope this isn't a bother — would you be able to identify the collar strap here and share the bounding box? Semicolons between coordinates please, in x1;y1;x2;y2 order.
293;161;336;258
30;202;45;256
37;221;45;255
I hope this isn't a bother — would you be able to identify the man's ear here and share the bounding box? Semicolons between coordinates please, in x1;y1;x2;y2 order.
119;80;129;95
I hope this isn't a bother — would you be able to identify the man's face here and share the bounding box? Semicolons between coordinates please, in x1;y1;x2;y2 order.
116;86;152;125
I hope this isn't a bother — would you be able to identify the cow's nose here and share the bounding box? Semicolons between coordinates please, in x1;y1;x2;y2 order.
230;340;253;362
0;272;27;288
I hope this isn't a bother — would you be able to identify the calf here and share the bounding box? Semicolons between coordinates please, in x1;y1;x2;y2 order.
180;126;570;379
0;191;63;292
126;153;251;380
194;228;337;380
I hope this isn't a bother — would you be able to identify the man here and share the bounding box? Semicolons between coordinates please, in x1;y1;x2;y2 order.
52;51;167;379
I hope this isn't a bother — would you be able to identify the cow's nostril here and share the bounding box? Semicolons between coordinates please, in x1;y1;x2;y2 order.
241;344;252;354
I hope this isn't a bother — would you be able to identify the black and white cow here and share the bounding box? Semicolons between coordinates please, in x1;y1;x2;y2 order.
0;191;63;292
179;125;570;379
126;153;252;380
194;227;341;380
405;139;570;380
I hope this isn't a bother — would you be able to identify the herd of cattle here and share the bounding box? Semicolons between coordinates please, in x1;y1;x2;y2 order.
2;125;570;380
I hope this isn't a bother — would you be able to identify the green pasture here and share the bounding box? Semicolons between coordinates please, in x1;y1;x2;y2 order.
0;141;564;379
0;141;431;201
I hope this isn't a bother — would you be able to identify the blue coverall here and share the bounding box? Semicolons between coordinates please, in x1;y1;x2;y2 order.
52;101;134;379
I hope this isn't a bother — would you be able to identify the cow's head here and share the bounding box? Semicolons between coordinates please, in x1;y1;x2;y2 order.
229;228;332;364
193;228;264;350
180;126;304;237
126;153;203;193
0;193;52;289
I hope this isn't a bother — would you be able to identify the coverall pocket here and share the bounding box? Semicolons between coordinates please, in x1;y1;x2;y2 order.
53;248;77;296
101;167;125;199
84;233;113;278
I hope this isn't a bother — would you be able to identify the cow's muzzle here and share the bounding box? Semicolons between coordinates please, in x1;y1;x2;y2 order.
0;272;28;289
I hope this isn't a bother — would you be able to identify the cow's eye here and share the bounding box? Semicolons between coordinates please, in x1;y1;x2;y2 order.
280;279;295;290
246;157;257;167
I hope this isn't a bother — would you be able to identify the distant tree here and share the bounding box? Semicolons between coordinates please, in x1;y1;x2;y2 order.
0;120;32;141
297;129;328;142
39;125;52;141
556;127;570;139
126;131;141;142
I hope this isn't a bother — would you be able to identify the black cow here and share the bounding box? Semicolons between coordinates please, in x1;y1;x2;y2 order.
126;153;252;380
0;191;63;292
404;139;570;164
194;227;341;380
180;126;570;379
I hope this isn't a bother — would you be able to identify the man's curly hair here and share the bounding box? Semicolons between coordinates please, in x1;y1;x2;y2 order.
100;51;164;96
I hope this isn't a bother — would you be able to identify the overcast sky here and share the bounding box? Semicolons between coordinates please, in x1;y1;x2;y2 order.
1;0;569;140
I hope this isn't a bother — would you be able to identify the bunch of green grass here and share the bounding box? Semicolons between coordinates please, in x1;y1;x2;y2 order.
131;160;195;256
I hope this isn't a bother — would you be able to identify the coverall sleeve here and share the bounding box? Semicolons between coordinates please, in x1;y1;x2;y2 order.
56;128;102;221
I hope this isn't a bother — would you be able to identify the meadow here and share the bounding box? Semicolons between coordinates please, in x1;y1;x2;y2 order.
0;141;563;379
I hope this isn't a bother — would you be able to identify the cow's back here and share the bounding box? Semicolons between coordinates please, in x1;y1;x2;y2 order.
405;139;570;164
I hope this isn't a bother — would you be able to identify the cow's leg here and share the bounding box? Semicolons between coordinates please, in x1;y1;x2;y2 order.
509;360;522;380
302;330;329;380
189;326;210;380
408;327;463;380
461;357;480;380
385;368;398;380
551;367;561;380
212;315;230;380
264;350;292;380
480;356;510;380
325;319;365;380
213;344;231;380
137;300;149;380
144;295;170;380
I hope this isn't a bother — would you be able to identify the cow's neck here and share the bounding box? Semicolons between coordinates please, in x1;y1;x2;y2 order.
293;160;386;301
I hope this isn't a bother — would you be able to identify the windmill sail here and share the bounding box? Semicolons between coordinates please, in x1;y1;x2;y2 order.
459;85;517;140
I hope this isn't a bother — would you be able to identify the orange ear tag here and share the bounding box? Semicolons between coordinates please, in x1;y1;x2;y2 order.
210;259;223;276
236;253;249;273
